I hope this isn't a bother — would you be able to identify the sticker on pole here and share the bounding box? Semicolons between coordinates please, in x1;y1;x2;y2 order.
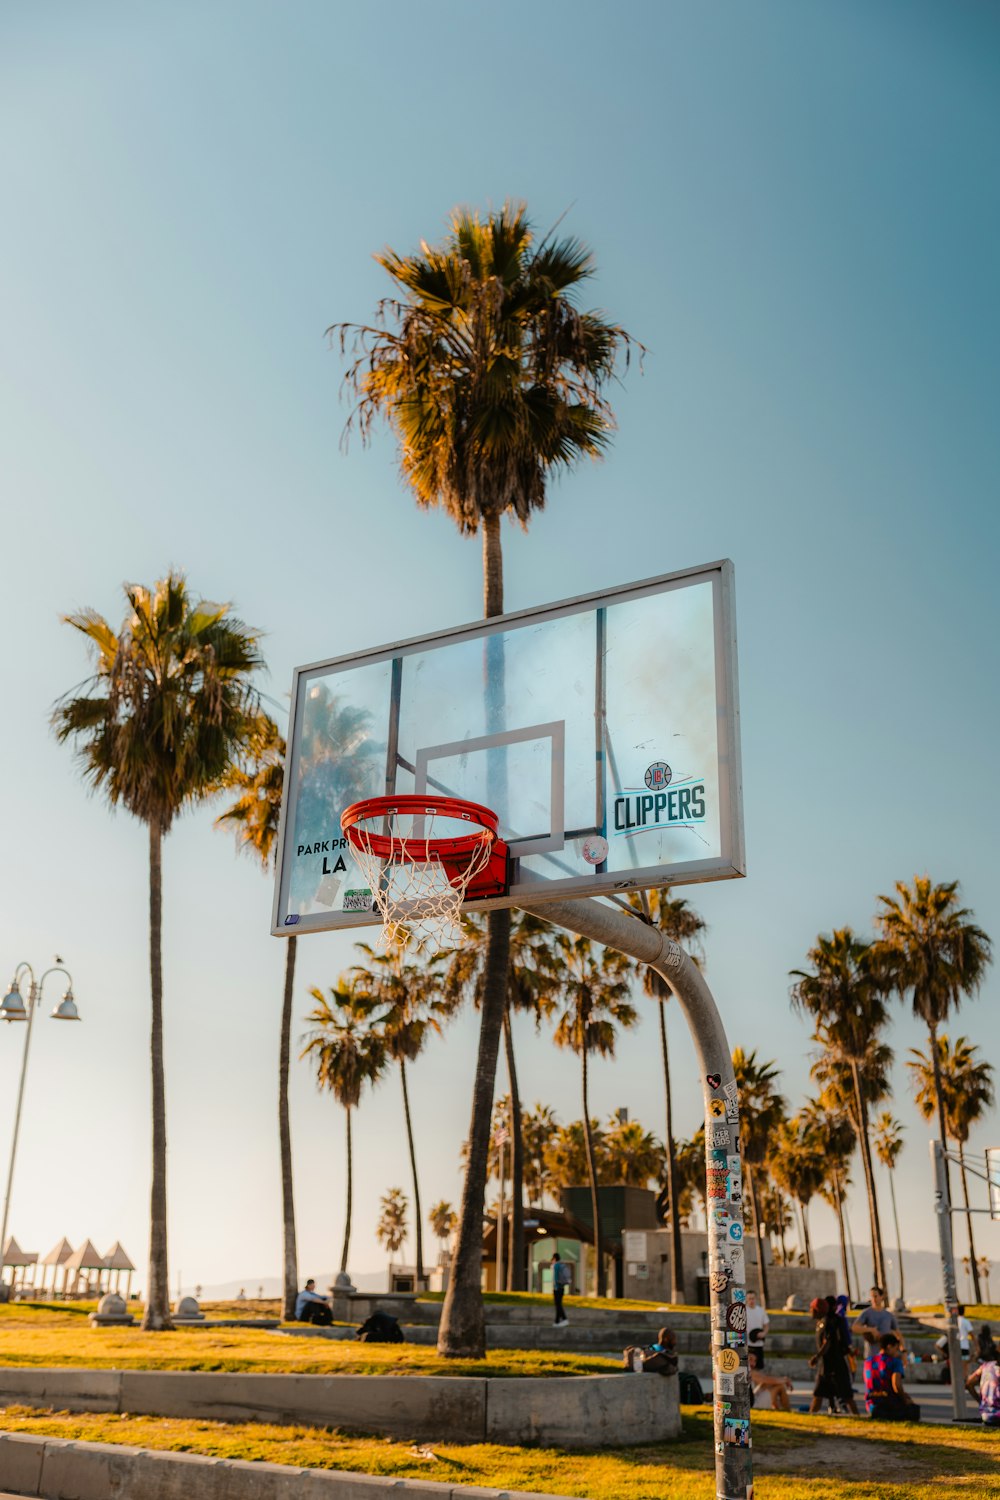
716;1347;740;1373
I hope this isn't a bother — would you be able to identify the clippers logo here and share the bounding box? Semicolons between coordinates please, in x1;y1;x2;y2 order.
612;764;706;838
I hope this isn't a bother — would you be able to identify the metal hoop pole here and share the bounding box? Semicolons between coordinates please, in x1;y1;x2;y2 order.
520;896;752;1500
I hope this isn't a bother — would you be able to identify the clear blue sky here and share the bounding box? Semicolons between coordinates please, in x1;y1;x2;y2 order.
1;0;997;1292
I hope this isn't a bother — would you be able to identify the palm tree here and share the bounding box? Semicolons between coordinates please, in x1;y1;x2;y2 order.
522;1103;560;1207
216;695;378;1320
731;1048;786;1307
53;573;264;1329
550;934;638;1296
627;888;707;1303
875;877;992;1188
909;1034;995;1303
872;1112;906;1305
801;1096;857;1299
301;982;387;1275
673;1129;708;1230
376;1188;409;1276
334;202;638;1358
791;928;892;1290
351;938;455;1289
429;1201;457;1260
771;1114;826;1268
542;1120;610;1198
604;1117;666;1189
444;913;558;1290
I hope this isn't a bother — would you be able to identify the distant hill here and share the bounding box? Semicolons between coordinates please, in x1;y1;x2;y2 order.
812;1244;958;1305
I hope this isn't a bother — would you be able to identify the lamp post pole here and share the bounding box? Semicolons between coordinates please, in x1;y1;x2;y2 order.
0;963;80;1296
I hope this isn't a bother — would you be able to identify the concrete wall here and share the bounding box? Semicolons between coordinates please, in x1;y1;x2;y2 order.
0;1368;679;1450
0;1430;574;1500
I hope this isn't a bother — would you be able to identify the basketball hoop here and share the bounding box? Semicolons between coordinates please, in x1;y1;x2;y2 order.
341;795;509;948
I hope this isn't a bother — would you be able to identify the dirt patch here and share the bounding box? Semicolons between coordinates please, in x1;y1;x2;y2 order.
754;1437;928;1479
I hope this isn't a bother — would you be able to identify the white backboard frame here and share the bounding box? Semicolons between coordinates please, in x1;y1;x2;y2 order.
271;560;744;936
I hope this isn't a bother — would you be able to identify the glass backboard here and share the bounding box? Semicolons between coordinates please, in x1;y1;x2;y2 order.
271;561;744;935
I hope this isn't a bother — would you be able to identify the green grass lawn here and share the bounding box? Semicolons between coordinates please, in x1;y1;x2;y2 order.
0;1405;996;1499
0;1304;615;1378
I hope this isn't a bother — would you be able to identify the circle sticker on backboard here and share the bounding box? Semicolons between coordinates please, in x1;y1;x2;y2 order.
716;1348;740;1373
581;834;609;866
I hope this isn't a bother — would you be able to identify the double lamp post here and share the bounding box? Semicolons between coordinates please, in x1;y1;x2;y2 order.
0;962;80;1296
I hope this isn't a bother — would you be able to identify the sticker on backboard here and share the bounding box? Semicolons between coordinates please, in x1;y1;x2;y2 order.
315;875;342;908
580;834;609;865
343;889;374;913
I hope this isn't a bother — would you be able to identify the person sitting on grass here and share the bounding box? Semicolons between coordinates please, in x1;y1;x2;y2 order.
748;1348;794;1411
865;1332;920;1422
294;1278;333;1325
965;1335;1000;1427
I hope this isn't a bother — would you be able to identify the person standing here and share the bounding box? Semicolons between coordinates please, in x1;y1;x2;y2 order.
551;1252;571;1327
746;1289;769;1368
809;1296;859;1415
864;1332;920;1422
852;1286;905;1356
957;1304;974;1376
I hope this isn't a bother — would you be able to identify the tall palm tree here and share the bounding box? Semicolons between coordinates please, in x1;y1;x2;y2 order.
550;934;638;1296
673;1129;708;1230
731;1048;786;1307
301;983;387;1274
444;912;558;1289
627;888;707;1303
875;877;992;1191
871;1112;905;1306
376;1188;409;1275
216;694;378;1319
334;202;638;1358
771;1113;826;1268
801;1095;857;1299
522;1103;559;1208
351;939;455;1289
909;1035;995;1302
604;1118;666;1189
53;574;263;1329
791;928;892;1290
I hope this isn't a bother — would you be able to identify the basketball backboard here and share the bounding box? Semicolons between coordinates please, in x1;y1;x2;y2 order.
271;560;743;935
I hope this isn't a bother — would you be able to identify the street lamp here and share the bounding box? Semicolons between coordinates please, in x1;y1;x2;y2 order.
0;962;81;1298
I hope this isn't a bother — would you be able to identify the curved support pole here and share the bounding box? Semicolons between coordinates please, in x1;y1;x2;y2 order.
521;896;752;1500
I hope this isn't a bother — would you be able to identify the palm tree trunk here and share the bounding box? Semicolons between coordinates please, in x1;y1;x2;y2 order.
658;1001;684;1303
482;512;503;617
831;1170;851;1300
340;1106;353;1274
802;1200;813;1268
502;1007;526;1291
928;1022;953;1199
438;907;511;1357
887;1162;905;1305
141;821;172;1331
850;1059;886;1290
843;1195;862;1300
958;1141;982;1302
399;1058;424;1287
745;1162;769;1307
279;935;299;1321
776;1189;789;1265
581;1047;606;1298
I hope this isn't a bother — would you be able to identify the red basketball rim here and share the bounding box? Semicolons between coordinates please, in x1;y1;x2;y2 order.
341;795;499;863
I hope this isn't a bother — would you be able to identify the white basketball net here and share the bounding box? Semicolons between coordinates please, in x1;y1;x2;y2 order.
348;805;495;949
